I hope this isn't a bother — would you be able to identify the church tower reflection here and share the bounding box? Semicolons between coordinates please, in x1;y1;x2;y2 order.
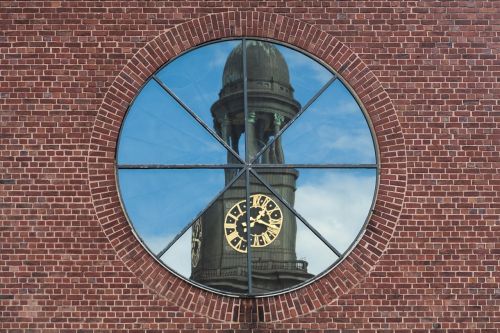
191;41;312;293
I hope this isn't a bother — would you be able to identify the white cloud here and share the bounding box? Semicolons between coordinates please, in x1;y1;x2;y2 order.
207;44;234;69
282;120;376;164
279;46;332;85
138;171;376;279
323;98;360;115
144;232;192;278
294;171;376;274
316;125;375;161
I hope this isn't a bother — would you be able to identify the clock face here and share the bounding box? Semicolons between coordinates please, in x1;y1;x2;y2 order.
224;194;283;253
191;219;202;267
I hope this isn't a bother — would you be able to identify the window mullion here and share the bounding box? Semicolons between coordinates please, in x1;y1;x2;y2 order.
152;75;245;164
242;38;253;295
116;164;243;169
250;163;378;169
245;168;253;294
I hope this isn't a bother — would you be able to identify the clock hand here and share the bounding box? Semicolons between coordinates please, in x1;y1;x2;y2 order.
253;219;279;229
241;221;256;228
249;208;267;224
255;208;267;221
242;208;272;230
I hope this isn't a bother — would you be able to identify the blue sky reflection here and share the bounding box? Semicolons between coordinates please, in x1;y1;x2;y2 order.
276;44;333;105
117;79;230;165
117;39;378;282
118;169;226;256
156;40;241;133
261;80;376;164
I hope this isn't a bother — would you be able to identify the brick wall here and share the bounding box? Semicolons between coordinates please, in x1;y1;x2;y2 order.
1;1;498;332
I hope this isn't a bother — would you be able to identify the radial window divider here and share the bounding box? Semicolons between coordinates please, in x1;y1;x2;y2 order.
250;164;378;169
249;74;339;165
117;164;243;170
242;39;254;294
152;75;245;165
156;167;246;258
249;168;342;257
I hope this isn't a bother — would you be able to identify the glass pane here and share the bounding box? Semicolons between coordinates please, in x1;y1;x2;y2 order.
275;43;333;106
116;38;379;296
256;80;376;164
248;171;338;294
160;225;192;278
188;171;249;294
117;168;230;254
294;168;376;254
117;79;236;165
295;219;340;275
156;40;245;161
244;40;333;162
252;167;376;255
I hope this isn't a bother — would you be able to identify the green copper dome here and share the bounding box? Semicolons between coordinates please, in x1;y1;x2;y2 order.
220;40;294;98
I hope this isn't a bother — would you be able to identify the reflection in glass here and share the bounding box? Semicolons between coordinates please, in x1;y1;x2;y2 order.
157;40;244;160
255;168;377;254
117;38;378;296
275;44;333;107
249;172;314;294
156;40;241;126
118;169;226;251
160;225;192;277
258;80;376;164
244;40;302;162
190;171;248;294
295;220;340;275
117;79;233;165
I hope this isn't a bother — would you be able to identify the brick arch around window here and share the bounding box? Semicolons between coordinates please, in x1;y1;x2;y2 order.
88;11;406;322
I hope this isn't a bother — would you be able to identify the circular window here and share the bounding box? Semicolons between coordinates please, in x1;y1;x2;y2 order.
116;39;378;297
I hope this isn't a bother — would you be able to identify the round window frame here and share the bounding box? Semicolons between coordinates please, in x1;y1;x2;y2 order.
114;37;381;298
88;11;407;320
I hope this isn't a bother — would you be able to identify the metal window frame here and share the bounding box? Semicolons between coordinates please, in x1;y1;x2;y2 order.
114;37;380;298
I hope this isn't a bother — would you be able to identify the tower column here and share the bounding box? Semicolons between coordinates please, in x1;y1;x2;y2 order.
246;111;257;160
273;113;285;164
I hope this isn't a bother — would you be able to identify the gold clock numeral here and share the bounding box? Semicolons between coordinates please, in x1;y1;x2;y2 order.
268;218;281;225
262;196;272;208
267;227;279;238
267;207;280;215
233;238;242;248
262;231;272;245
252;195;260;207
226;230;239;243
191;219;202;268
226;212;238;222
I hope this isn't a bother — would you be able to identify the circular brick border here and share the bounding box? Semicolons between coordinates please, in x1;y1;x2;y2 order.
88;11;406;321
